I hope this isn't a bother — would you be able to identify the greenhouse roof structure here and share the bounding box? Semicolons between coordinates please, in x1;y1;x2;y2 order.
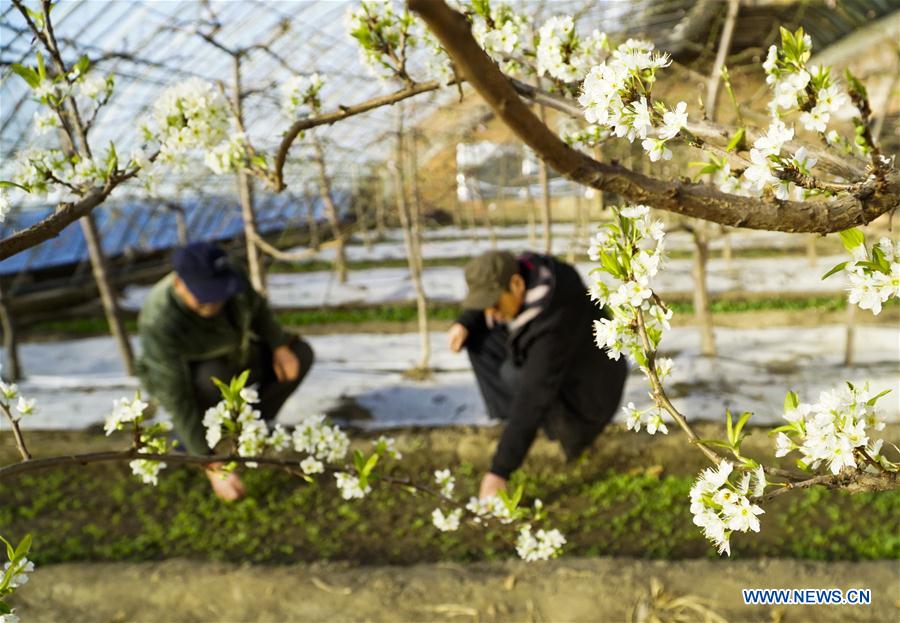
2;0;895;187
0;0;896;283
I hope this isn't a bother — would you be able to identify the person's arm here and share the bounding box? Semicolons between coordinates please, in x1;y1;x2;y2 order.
139;327;212;454
249;288;291;349
488;304;581;479
455;308;488;345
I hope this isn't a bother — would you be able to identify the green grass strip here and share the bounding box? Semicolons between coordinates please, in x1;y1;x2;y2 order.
1;463;896;564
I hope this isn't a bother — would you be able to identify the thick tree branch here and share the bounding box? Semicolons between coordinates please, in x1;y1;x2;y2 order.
0;166;144;261
409;0;896;234
271;79;457;192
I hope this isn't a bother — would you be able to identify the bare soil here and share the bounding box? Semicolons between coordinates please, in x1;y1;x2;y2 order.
11;557;899;623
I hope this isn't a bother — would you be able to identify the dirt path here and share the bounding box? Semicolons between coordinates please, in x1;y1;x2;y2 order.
11;557;899;622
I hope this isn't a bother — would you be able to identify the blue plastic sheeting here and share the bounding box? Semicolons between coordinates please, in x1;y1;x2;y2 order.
0;192;341;277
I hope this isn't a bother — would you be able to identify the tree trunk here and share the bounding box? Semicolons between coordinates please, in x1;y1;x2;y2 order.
691;224;717;357
306;186;320;249
352;164;372;250
394;117;430;374
312;136;348;284
524;180;538;248
538;105;552;254
233;55;266;295
806;234;818;267
720;225;732;267
375;173;387;240
80;213;135;375
0;281;22;381
843;302;856;366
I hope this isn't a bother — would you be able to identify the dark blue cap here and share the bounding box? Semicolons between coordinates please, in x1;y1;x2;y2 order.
172;242;245;304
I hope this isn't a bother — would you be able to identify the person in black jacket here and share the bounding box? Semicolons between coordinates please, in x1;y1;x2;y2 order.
448;250;628;499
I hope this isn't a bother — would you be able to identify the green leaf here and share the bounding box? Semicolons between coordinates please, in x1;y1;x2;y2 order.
769;424;796;435
233;370;250;393
74;55;91;77
696;438;734;450
726;127;746;152
353;450;365;474
11;63;40;89
821;261;848;280
36;51;46;81
211;376;231;401
844;68;867;99
783;390;799;412
725;409;734;446
0;601;12;614
362;452;379;478
0;180;28;191
733;412;752;445
0;535;13;561
866;389;891;406
13;534;31;560
838;228;865;253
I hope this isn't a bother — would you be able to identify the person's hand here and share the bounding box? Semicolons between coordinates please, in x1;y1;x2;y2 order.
479;472;508;499
447;323;468;353
205;462;246;502
273;344;300;382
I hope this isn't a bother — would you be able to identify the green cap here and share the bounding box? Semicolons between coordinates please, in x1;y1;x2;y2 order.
462;250;518;309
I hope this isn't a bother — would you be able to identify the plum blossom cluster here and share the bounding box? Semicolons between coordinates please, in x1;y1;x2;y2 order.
0;191;9;224
622;401;669;436
706;28;859;199
1;533;33;623
829;230;900;316
773;384;895;476
536;16;607;86
468;1;531;77
347;1;416;81
588;205;672;377
762;27;851;134
103;394;173;485
281;73;325;118
578;38;686;162
290;413;351;472
428;478;567;561
10;145;120;197
689;461;766;556
145;78;231;170
202;387;302;468
0;380;35;423
515;525;566;562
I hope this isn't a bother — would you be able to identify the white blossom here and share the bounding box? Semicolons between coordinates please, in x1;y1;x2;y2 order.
13;396;35;421
129;458;165;486
281;73;324;118
300;456;324;475
434;469;455;497
78;74;109;100
335;472;370;500
431;507;462;532
515;525;566;561
659;101;688;140
103;396;147;434
2;558;34;588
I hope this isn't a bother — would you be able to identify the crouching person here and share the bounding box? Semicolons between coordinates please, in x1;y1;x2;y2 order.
136;242;313;501
448;250;628;499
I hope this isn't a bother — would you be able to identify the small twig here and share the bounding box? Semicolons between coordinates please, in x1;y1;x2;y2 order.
0;402;32;461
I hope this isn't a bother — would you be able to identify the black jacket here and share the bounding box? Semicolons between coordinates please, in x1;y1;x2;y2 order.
459;254;628;477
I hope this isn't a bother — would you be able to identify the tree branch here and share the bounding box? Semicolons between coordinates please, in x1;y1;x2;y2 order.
0;165;146;261
409;0;896;235
271;79;457;192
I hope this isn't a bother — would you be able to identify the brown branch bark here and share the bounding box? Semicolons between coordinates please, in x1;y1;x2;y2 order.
272;79;457;192
0;402;32;461
409;0;896;234
0;167;143;261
